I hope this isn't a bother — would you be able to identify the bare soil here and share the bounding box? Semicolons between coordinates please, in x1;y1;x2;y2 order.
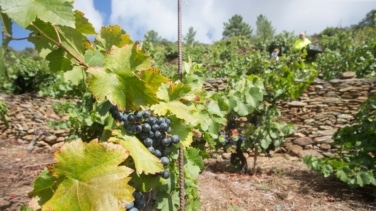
0;139;375;211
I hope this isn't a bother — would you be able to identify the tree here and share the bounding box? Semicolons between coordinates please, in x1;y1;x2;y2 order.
144;30;161;43
222;14;252;39
184;26;196;45
354;9;376;29
255;14;275;43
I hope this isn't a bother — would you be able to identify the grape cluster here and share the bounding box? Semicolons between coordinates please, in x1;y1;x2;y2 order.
109;105;180;179
123;191;145;211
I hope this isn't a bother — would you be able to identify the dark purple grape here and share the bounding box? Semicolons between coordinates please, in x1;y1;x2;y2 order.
160;156;169;166
128;114;136;122
165;118;171;125
147;116;156;125
143;138;153;147
134;125;142;133
133;192;143;200
148;131;154;138
147;146;154;152
153;149;162;158
160;169;170;179
143;110;151;118
142;123;151;132
161;137;171;146
135;110;143;121
171;135;180;144
120;113;128;122
159;122;169;132
154;131;162;139
151;124;160;132
157;117;165;124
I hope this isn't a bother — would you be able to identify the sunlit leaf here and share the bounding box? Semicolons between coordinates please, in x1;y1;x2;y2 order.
87;45;159;110
42;139;134;211
110;134;163;175
74;10;95;35
85;49;104;67
0;0;75;28
151;101;198;125
95;25;133;50
64;66;84;85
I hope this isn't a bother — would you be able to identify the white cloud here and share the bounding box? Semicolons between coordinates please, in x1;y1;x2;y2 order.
107;0;375;43
73;0;104;32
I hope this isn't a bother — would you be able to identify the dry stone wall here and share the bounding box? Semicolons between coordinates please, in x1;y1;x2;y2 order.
0;94;69;153
0;72;375;158
203;72;376;158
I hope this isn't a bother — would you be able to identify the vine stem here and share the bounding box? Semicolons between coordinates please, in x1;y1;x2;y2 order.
31;23;89;69
177;0;185;210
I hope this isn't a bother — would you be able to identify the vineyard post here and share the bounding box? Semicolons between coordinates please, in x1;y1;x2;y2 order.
177;0;185;210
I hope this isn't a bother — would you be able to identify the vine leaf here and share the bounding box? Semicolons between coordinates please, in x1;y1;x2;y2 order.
40;139;134;211
74;10;96;35
0;0;75;28
95;25;133;51
110;133;164;175
151;101;198;125
87;45;162;110
28;19;89;65
30;169;59;206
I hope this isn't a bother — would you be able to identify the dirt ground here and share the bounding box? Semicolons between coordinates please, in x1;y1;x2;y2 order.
0;138;375;211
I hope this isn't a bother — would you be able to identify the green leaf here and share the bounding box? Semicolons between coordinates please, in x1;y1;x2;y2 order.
46;48;72;72
0;0;75;28
336;169;349;183
105;44;151;76
74;10;95;35
28;19;89;64
207;101;223;117
64;66;84;85
30;169;59;205
170;117;193;148
43;139;134;211
94;25;133;51
151;101;198;125
156;189;180;211
139;68;169;91
356;171;374;187
87;44;159;110
84;49;104;67
110;133;164;175
185;148;204;170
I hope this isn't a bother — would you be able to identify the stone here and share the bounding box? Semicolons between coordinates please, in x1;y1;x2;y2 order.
317;129;337;136
287;101;307;107
22;134;35;141
319;143;331;151
293;137;313;146
33;111;45;120
56;137;65;142
51;142;65;152
340;71;356;79
298;150;324;158
44;135;58;144
313;136;333;143
321;152;335;157
285;143;303;157
15;113;25;120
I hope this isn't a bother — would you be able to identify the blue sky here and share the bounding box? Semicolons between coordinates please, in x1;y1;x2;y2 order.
2;0;376;50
